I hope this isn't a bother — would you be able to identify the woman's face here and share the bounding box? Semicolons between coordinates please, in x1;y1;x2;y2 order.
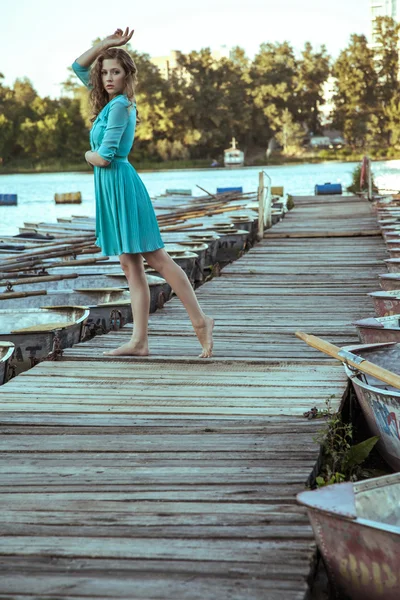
101;59;126;99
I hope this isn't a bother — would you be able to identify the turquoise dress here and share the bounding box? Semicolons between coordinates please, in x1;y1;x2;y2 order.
72;61;164;256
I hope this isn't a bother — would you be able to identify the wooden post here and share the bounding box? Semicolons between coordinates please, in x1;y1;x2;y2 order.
367;157;373;201
258;171;265;240
264;176;273;230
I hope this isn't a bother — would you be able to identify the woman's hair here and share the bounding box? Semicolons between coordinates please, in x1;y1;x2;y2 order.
89;48;138;122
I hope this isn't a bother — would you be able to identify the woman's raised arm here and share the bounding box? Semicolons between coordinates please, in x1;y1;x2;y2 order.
75;28;134;68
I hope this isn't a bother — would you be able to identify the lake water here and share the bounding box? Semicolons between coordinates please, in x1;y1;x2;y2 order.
1;160;400;236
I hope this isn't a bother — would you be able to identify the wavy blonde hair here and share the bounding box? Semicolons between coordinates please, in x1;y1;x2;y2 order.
89;48;139;122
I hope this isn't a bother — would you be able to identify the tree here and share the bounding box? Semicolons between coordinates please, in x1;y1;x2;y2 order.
275;109;305;154
373;16;400;106
248;41;298;153
332;35;378;148
296;42;331;134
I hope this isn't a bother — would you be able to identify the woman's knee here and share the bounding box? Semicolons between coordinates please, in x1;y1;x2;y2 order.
143;249;168;273
119;253;145;280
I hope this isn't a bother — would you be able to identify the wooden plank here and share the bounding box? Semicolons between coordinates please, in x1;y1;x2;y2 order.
0;193;386;599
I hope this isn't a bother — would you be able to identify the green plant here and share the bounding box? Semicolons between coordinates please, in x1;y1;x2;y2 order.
314;399;379;487
347;162;379;194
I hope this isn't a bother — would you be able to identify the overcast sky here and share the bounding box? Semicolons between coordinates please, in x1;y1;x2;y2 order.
1;0;371;98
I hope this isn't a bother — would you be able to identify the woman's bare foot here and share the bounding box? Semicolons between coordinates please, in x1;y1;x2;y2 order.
194;316;215;358
103;339;149;357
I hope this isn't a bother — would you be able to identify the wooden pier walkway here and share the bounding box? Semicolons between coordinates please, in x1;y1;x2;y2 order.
0;195;386;599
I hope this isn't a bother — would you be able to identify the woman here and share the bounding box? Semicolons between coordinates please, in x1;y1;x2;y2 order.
72;28;214;358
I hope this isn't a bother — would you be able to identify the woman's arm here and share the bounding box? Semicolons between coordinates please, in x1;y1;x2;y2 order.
75;28;134;68
85;150;109;167
87;99;132;168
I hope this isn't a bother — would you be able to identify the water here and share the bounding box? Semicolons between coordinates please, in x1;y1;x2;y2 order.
0;160;399;236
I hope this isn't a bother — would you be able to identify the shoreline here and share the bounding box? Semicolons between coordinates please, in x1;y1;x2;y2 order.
1;154;399;176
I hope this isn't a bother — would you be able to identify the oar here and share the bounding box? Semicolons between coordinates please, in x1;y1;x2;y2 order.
295;331;400;390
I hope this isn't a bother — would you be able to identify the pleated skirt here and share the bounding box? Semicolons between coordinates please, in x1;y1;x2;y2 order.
94;158;165;257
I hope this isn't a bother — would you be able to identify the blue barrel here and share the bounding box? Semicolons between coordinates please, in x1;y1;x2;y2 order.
315;183;342;195
0;194;18;206
217;187;243;194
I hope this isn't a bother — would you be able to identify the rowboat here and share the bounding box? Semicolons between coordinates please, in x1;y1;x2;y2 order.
384;258;400;272
0;307;89;376
353;315;400;344
47;252;199;284
368;290;400;316
0;342;15;385
343;341;400;470
379;273;400;291
297;472;400;600
0;274;168;315
0;289;133;336
214;229;250;265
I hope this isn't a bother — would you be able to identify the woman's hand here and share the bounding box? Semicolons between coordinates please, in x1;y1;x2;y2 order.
103;28;134;49
85;151;94;169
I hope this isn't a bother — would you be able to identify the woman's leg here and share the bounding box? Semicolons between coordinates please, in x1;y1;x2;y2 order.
103;252;150;356
143;248;214;358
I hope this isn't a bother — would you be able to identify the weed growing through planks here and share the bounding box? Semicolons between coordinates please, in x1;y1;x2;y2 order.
312;397;379;487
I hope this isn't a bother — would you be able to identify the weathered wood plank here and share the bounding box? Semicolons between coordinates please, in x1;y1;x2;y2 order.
0;193;386;599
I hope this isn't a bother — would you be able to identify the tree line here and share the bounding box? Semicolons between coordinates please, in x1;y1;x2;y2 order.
0;16;399;168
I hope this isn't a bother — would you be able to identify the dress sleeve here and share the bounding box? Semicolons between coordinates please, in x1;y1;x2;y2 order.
71;60;92;89
97;100;132;163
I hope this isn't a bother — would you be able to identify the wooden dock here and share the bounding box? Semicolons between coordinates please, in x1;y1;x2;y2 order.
0;195;386;599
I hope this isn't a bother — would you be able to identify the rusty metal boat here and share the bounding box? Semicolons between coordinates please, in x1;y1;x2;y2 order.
0;307;89;376
297;472;400;600
353;315;400;344
368;290;400;316
343;342;400;470
379;273;400;291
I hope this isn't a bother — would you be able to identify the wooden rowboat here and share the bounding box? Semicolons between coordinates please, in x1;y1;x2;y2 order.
343;341;400;470
0;342;15;385
297;473;400;600
0;307;89;376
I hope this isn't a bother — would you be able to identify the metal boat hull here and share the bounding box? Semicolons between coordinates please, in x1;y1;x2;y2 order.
298;474;400;600
369;291;400;316
344;343;400;471
0;307;89;376
0;342;15;385
354;316;400;344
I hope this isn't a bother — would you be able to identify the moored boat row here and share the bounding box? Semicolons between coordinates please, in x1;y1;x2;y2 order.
296;191;400;600
0;181;288;383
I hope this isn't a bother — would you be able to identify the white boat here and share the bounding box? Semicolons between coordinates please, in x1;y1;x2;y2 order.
224;137;244;168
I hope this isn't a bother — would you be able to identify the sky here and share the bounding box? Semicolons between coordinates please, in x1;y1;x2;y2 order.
0;0;371;99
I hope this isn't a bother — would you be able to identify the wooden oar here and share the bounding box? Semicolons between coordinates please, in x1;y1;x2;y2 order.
295;331;400;389
0;290;47;300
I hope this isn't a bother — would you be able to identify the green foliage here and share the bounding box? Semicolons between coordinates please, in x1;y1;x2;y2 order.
2;20;400;170
314;399;379;487
347;163;379;194
275;109;305;155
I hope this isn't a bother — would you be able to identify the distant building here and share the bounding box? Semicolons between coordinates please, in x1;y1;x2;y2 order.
309;131;345;149
150;46;232;80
